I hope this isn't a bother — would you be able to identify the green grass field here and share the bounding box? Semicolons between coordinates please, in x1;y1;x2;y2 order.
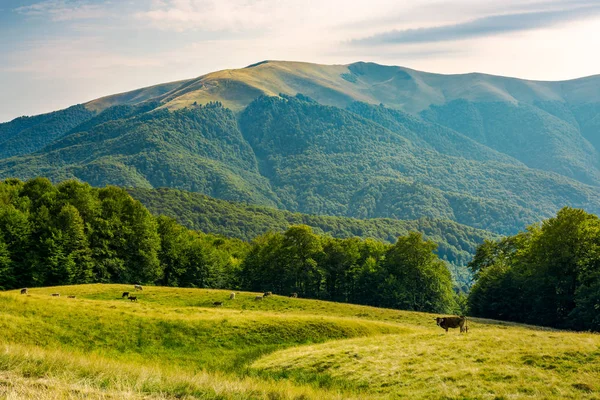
1;285;599;399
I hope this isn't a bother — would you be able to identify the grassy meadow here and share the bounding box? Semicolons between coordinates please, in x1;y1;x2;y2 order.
1;284;599;399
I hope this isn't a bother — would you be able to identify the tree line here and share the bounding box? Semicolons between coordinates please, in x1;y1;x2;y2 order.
468;207;600;331
0;178;456;313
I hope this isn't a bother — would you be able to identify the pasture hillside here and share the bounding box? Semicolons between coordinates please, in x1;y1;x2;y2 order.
1;284;599;399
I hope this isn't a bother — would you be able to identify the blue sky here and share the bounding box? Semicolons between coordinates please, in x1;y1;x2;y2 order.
1;0;600;121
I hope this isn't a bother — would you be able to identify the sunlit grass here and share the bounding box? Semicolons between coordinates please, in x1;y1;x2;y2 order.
1;284;599;399
0;343;353;399
254;327;600;398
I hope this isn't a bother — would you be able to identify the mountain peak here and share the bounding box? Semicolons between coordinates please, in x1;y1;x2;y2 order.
83;60;600;116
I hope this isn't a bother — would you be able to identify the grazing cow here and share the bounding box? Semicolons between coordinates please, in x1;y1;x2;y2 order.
20;288;28;295
122;292;130;298
290;292;298;298
67;295;76;299
134;284;143;291
263;291;272;297
128;296;137;302
435;316;468;333
213;301;223;306
255;295;263;301
229;292;235;300
51;293;60;297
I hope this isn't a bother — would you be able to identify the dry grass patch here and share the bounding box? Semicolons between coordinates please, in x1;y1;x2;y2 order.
252;325;600;399
0;343;360;400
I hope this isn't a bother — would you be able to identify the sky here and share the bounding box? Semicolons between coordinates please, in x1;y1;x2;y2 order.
1;0;600;122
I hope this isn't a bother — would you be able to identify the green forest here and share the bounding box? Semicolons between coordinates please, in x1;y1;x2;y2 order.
468;207;600;331
2;95;600;236
6;178;600;328
127;187;496;265
0;178;456;313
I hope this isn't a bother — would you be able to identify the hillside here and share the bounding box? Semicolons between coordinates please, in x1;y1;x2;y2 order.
0;178;460;307
127;187;497;268
1;284;599;399
83;60;600;185
82;61;600;185
0;104;280;207
1;61;600;236
85;61;600;114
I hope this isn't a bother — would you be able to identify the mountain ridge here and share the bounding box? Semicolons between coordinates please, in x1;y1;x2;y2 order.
83;60;600;114
1;60;600;238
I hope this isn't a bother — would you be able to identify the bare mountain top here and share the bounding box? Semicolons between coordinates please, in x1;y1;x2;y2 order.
85;60;600;114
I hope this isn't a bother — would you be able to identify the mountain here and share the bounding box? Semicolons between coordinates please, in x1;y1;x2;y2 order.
85;61;600;186
1;60;600;235
0;105;94;159
85;60;600;115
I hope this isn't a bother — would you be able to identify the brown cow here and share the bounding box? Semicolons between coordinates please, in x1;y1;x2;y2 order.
213;301;223;306
67;295;76;299
229;292;236;300
290;292;298;298
263;291;272;297
20;288;28;295
51;293;60;297
122;292;130;298
435;316;468;333
128;296;137;302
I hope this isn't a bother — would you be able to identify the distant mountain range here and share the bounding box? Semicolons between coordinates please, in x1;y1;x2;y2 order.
2;60;600;235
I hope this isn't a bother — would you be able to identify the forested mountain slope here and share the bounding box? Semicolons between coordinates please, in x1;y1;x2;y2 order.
128;186;497;268
1;61;600;236
84;60;600;186
0;105;94;159
238;95;600;233
0;103;280;207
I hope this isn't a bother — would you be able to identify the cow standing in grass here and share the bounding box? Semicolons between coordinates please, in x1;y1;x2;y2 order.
129;296;138;302
290;293;298;298
229;292;235;300
435;316;468;333
20;288;28;295
134;285;143;291
122;292;130;298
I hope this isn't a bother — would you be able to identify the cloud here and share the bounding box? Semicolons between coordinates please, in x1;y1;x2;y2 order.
1;38;163;79
135;0;290;32
14;0;109;21
350;3;600;46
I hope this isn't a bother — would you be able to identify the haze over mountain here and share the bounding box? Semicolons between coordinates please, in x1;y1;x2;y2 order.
2;60;600;235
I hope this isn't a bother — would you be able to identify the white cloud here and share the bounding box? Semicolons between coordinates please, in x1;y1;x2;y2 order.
350;2;600;46
135;0;290;32
134;0;401;33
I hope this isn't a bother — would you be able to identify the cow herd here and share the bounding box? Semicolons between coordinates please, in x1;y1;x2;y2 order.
122;285;143;301
18;285;144;301
18;286;469;333
20;288;78;298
